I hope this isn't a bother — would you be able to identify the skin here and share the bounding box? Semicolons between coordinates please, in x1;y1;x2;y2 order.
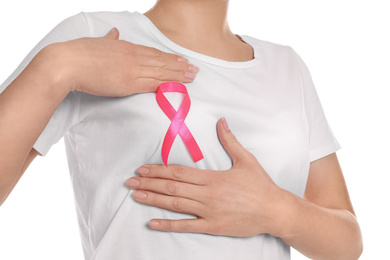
0;0;363;259
125;0;363;259
127;120;362;259
0;28;199;205
144;0;254;62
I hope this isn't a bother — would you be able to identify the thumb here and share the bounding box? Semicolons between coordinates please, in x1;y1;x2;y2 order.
105;27;120;39
217;118;247;164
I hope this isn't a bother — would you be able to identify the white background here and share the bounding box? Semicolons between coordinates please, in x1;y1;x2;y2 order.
0;0;389;259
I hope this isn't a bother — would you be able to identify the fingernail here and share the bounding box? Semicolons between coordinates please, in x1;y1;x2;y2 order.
109;27;117;34
185;72;197;79
178;57;188;63
188;65;200;74
126;178;139;187
221;118;229;131
149;220;160;227
136;167;149;175
134;191;148;199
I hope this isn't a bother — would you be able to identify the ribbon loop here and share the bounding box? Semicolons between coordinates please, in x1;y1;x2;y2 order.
156;82;204;166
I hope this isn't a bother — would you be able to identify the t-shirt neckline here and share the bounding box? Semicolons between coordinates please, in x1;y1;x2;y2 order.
131;11;260;69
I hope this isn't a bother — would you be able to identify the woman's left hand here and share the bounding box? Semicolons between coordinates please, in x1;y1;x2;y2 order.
126;118;285;237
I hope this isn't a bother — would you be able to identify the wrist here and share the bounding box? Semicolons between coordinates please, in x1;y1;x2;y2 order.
266;187;300;239
34;43;74;97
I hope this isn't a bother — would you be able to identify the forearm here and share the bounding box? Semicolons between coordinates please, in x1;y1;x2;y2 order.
277;189;363;259
0;44;70;205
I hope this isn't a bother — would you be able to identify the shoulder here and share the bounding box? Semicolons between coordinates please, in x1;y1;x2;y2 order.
242;35;303;71
51;11;138;38
244;36;294;56
81;10;133;24
81;11;141;37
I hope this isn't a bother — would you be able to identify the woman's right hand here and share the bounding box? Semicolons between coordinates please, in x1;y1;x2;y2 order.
40;27;199;97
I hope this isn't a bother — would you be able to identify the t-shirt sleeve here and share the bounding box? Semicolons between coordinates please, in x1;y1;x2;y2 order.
293;49;341;162
0;12;90;156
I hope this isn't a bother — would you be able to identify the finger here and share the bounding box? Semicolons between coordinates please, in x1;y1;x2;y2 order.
146;55;200;74
133;78;195;93
137;46;189;66
136;164;210;185
149;218;209;234
136;49;195;72
216;118;248;164
105;27;120;39
132;190;204;216
126;177;206;200
137;66;197;83
133;78;165;93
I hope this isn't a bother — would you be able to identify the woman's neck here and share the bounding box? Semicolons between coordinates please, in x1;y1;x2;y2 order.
144;0;254;62
145;0;230;40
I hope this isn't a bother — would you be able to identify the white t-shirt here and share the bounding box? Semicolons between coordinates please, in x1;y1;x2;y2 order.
0;11;341;260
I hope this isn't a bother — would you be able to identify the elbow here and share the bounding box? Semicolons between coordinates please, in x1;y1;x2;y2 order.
347;242;363;260
357;244;363;260
342;209;363;260
354;232;363;260
321;234;363;260
323;211;363;260
346;216;363;260
353;214;364;259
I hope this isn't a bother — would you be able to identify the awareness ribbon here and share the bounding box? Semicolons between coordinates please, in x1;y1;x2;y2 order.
156;82;204;166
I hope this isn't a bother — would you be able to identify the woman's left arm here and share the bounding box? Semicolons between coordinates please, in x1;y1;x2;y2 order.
126;118;363;260
278;152;363;259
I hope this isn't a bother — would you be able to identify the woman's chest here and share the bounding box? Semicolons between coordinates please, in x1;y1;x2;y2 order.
74;71;310;196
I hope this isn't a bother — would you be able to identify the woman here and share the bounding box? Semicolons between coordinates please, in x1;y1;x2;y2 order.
0;0;362;259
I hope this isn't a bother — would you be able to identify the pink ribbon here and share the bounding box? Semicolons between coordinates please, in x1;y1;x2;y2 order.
156;82;204;166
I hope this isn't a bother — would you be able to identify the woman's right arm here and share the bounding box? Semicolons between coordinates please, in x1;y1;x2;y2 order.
0;43;70;205
0;28;197;206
